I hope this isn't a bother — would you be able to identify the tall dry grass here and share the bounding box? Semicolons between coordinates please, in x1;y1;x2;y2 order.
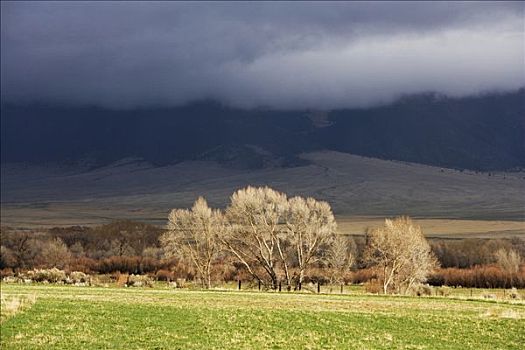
0;293;36;322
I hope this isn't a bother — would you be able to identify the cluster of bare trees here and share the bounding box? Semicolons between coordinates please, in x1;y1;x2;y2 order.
161;187;344;290
161;187;438;293
431;238;523;268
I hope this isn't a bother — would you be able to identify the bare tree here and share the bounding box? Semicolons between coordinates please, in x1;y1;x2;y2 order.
1;230;42;268
161;197;224;289
286;196;337;287
327;234;356;285
364;216;437;294
495;248;521;274
223;186;288;289
38;238;71;269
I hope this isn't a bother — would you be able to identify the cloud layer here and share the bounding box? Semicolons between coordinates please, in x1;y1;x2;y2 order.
1;1;523;109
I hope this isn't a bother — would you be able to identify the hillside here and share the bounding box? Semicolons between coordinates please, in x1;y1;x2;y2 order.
2;151;524;228
316;91;525;170
1;89;524;171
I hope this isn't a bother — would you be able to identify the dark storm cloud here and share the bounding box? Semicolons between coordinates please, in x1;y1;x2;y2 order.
1;1;523;109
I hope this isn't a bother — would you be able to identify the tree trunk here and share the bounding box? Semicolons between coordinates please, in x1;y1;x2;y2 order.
270;272;278;290
276;239;291;287
299;269;305;286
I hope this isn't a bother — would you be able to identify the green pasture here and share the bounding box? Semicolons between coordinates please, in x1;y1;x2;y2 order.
1;284;524;349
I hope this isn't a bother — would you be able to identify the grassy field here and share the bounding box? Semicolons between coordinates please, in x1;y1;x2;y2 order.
1;284;524;349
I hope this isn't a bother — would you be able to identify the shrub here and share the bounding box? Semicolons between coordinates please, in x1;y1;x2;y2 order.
155;269;173;281
115;273;129;287
429;265;525;288
127;274;154;287
212;258;237;283
91;274;112;287
176;278;187;288
413;284;432;296
436;286;451;297
0;268;14;278
364;279;382;294
69;257;98;273
426;272;445;286
351;268;376;284
509;288;521;300
302;267;330;284
27;268;67;283
139;257;162;274
69;271;89;284
97;256;141;274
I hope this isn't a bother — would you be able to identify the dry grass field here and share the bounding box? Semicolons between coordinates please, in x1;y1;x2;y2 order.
338;217;525;238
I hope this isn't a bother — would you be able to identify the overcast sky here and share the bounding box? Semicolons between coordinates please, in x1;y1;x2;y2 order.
1;1;524;109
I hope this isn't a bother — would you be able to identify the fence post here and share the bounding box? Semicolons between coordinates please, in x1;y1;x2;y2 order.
299;282;302;291
279;281;282;292
258;280;261;291
238;280;241;291
317;282;320;294
340;284;343;294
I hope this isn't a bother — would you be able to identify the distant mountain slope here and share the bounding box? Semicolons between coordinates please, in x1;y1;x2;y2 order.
0;102;314;168
1;89;524;170
316;90;525;171
2;152;524;227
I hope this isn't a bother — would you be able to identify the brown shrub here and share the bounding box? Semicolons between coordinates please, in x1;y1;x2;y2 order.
155;269;174;281
351;268;376;284
302;267;330;284
139;257;162;274
68;257;98;273
115;273;129;287
364;279;382;294
429;265;525;288
0;268;14;278
96;256;142;274
413;284;433;296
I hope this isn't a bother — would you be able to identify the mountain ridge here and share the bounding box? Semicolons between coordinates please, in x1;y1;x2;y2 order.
1;89;524;171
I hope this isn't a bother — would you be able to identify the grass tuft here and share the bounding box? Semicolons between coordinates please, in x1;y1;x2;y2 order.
1;293;36;322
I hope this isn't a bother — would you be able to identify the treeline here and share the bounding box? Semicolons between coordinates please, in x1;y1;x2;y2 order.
0;221;170;275
431;238;525;268
1;187;524;291
4;225;523;272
